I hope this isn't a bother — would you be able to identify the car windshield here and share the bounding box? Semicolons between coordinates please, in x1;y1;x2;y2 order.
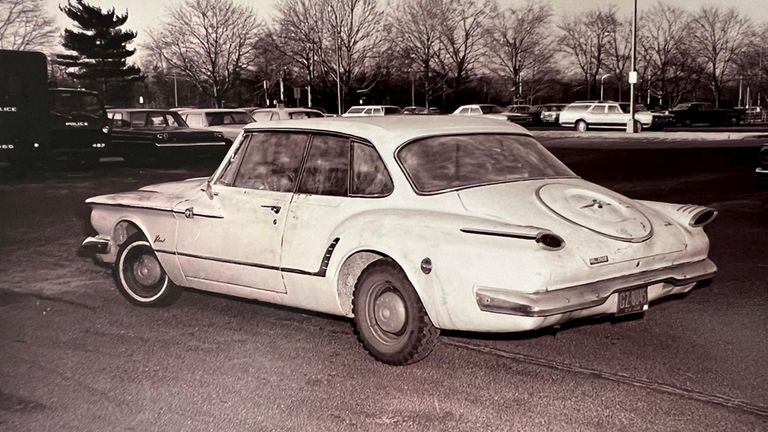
479;105;504;114
346;107;365;114
205;111;251;125
398;134;576;193
51;90;104;118
545;105;563;112
673;103;691;110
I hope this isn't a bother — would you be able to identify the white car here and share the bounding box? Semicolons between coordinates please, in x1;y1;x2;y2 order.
343;105;402;117
452;104;528;123
80;116;717;365
179;109;253;142
249;107;326;121
559;101;658;132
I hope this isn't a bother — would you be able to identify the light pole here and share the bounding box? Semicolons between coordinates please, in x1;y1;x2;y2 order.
600;74;611;100
627;0;638;133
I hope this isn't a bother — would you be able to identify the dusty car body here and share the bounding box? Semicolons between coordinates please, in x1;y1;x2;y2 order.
452;104;530;123
559;101;660;131
80;116;717;365
250;107;325;121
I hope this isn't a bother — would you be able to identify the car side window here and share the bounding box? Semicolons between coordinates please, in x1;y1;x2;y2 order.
457;108;468;115
252;111;272;121
363;108;372;115
351;141;393;197
129;112;148;127
607;105;621;114
186;113;203;127
110;112;128;128
470;107;481;115
232;132;309;192
297;135;350;196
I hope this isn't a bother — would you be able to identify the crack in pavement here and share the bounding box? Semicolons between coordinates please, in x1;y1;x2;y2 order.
445;338;768;418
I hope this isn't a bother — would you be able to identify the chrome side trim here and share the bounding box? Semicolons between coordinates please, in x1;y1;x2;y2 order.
475;259;716;317
154;141;228;147
756;167;768;174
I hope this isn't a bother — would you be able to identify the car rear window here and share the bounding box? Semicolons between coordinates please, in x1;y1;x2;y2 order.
398;134;575;194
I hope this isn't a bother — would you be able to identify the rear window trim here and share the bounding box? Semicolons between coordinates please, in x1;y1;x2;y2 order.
394;132;579;196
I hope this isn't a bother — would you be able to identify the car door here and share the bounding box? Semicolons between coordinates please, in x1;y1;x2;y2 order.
605;104;627;126
281;135;394;278
585;104;606;125
173;131;310;293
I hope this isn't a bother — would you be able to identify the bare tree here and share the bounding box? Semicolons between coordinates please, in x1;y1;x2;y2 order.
638;2;693;106
389;0;447;107
146;0;260;107
272;0;326;99
0;0;57;51
437;0;494;94
322;0;384;111
605;15;631;101
487;0;553;103
558;6;616;99
689;6;752;107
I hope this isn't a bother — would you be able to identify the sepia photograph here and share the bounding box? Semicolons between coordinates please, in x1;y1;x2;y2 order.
0;0;766;430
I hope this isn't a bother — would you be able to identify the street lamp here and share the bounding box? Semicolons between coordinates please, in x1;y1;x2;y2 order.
600;74;611;100
627;0;638;134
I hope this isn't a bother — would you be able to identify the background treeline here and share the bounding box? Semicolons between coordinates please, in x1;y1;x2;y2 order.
2;0;767;112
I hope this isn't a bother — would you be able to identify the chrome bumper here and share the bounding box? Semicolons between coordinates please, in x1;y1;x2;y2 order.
756;167;768;175
79;236;111;255
475;259;716;317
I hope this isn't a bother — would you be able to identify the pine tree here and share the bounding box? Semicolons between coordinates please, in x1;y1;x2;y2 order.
57;0;142;104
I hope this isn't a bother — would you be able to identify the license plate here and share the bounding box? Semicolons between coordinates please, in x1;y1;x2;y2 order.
616;287;648;316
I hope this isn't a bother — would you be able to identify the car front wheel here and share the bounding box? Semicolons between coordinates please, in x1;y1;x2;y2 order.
353;259;439;365
575;120;588;132
114;233;182;307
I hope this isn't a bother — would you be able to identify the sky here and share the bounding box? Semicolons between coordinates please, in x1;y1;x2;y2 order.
46;0;768;48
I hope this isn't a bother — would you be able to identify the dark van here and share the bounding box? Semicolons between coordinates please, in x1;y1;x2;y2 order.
0;49;110;165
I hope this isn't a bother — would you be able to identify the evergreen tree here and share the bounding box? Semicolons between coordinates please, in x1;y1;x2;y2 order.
58;0;142;104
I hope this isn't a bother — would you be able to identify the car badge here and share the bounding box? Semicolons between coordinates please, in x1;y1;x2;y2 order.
581;199;609;209
184;207;194;219
589;255;609;265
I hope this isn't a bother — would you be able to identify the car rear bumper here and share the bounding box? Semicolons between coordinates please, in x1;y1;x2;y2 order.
474;259;716;317
79;235;111;255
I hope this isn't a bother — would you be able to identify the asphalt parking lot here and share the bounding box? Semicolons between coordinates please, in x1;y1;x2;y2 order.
0;138;767;431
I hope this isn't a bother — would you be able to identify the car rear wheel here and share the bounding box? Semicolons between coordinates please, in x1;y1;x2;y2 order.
352;259;439;365
575;120;588;132
114;233;182;307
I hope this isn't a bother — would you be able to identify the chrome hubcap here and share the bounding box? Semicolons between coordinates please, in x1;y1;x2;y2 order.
132;254;162;287
374;291;407;334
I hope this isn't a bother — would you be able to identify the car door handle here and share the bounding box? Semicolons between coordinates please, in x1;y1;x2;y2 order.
261;205;281;214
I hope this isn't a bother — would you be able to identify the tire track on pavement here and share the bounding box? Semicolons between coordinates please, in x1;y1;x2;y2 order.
445;338;768;418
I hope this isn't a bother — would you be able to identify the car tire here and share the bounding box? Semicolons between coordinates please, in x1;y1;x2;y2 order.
352;259;439;365
114;233;182;307
575;120;588;132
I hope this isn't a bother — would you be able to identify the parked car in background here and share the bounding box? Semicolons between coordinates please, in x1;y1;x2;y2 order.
452;104;529;123
539;103;568;124
250;107;325;121
80;116;717;365
504;105;537;123
559;101;660;132
402;106;442;115
669;102;744;126
107;109;229;163
179;108;253;142
343;105;402;117
402;106;427;114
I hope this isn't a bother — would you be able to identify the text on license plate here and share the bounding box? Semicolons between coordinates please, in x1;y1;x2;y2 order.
617;287;648;316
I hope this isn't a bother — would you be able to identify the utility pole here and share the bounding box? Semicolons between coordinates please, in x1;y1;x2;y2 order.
627;0;638;134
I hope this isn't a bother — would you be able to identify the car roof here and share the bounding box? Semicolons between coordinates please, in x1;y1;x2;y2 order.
178;108;247;113
254;108;323;113
243;115;531;149
107;108;178;113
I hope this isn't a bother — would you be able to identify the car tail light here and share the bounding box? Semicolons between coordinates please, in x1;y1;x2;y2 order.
688;207;717;228
536;233;565;251
759;146;768;164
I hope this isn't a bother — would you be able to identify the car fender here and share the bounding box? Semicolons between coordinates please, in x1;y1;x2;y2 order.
325;209;553;329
